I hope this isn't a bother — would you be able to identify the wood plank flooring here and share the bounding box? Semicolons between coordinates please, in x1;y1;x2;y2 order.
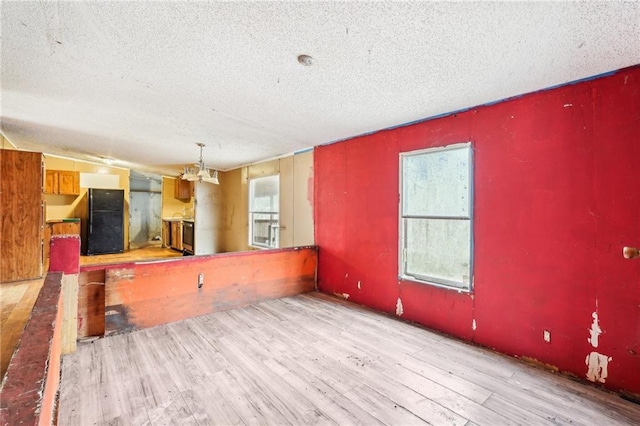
0;277;45;379
58;293;640;425
80;244;182;267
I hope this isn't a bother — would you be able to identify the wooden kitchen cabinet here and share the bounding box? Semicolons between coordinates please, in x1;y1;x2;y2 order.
1;149;44;282
170;220;183;251
45;170;80;195
162;220;171;248
162;219;183;251
174;178;193;201
43;220;81;259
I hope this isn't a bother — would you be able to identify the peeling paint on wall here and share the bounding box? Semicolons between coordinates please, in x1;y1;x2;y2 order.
586;352;612;383
585;307;612;383
588;312;602;348
472;319;477;331
357;280;361;290
396;298;404;316
333;292;350;300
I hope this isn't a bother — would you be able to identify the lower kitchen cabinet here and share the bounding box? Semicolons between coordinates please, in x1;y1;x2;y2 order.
170;221;182;251
162;219;183;252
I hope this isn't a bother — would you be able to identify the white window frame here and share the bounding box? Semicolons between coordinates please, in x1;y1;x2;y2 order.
248;175;280;249
399;142;473;291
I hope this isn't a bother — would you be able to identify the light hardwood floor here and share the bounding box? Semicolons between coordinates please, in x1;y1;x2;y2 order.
80;243;182;266
0;277;45;379
59;293;640;425
1;245;180;381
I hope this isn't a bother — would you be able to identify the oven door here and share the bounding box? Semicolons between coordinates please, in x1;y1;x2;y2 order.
182;221;194;255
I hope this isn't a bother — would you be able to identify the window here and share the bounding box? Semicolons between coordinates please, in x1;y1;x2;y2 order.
249;175;279;248
399;143;473;291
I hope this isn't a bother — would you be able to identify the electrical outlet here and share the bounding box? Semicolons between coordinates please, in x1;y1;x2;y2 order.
198;272;204;288
543;330;551;343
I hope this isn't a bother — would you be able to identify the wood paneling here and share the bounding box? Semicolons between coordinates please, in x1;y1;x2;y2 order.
58;293;640;425
1;149;43;282
103;246;317;334
221;153;315;253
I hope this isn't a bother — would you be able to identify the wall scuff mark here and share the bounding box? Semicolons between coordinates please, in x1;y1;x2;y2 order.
396;298;404;316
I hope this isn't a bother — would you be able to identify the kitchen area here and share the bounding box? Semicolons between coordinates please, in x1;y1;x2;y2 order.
161;177;196;255
162;217;194;255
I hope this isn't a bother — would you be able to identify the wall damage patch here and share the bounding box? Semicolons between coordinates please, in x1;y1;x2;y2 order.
585;307;612;383
586;352;612;383
588;312;602;347
395;298;404;316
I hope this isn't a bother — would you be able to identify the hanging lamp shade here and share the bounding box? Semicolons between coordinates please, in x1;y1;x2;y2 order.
181;143;219;184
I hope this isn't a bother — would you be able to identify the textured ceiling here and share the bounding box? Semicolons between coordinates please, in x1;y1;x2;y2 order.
2;2;639;175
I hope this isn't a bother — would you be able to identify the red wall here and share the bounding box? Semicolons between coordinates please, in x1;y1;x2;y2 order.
314;66;640;395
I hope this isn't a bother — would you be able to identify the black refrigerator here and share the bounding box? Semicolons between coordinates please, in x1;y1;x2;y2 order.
83;188;124;255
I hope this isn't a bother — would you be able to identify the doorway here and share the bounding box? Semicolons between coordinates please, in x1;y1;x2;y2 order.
129;170;163;250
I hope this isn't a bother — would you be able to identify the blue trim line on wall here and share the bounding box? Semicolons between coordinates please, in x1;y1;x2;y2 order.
293;147;314;155
319;66;630;148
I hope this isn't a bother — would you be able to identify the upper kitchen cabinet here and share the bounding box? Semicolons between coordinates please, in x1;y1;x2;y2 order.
1;149;44;282
45;169;80;195
174;178;193;201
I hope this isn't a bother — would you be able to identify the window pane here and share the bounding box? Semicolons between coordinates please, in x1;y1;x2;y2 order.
405;218;471;288
402;147;470;217
251;213;279;248
250;175;279;213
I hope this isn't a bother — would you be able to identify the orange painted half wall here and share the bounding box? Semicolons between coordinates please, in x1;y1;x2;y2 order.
100;246;317;334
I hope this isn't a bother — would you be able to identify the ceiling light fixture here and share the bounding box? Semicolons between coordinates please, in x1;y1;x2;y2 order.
181;143;219;184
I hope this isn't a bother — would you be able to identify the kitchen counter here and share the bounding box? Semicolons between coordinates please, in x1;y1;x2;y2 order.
47;218;81;223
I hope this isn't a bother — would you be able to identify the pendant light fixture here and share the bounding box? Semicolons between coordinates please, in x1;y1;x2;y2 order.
181;143;219;184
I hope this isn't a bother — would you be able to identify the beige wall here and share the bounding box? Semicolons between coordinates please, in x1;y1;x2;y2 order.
1;134;16;150
221;168;248;252
220;150;314;252
43;155;130;249
161;177;193;219
291;150;314;246
194;180;224;254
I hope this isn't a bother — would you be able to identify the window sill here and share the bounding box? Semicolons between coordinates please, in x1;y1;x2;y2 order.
249;245;278;251
399;275;471;293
